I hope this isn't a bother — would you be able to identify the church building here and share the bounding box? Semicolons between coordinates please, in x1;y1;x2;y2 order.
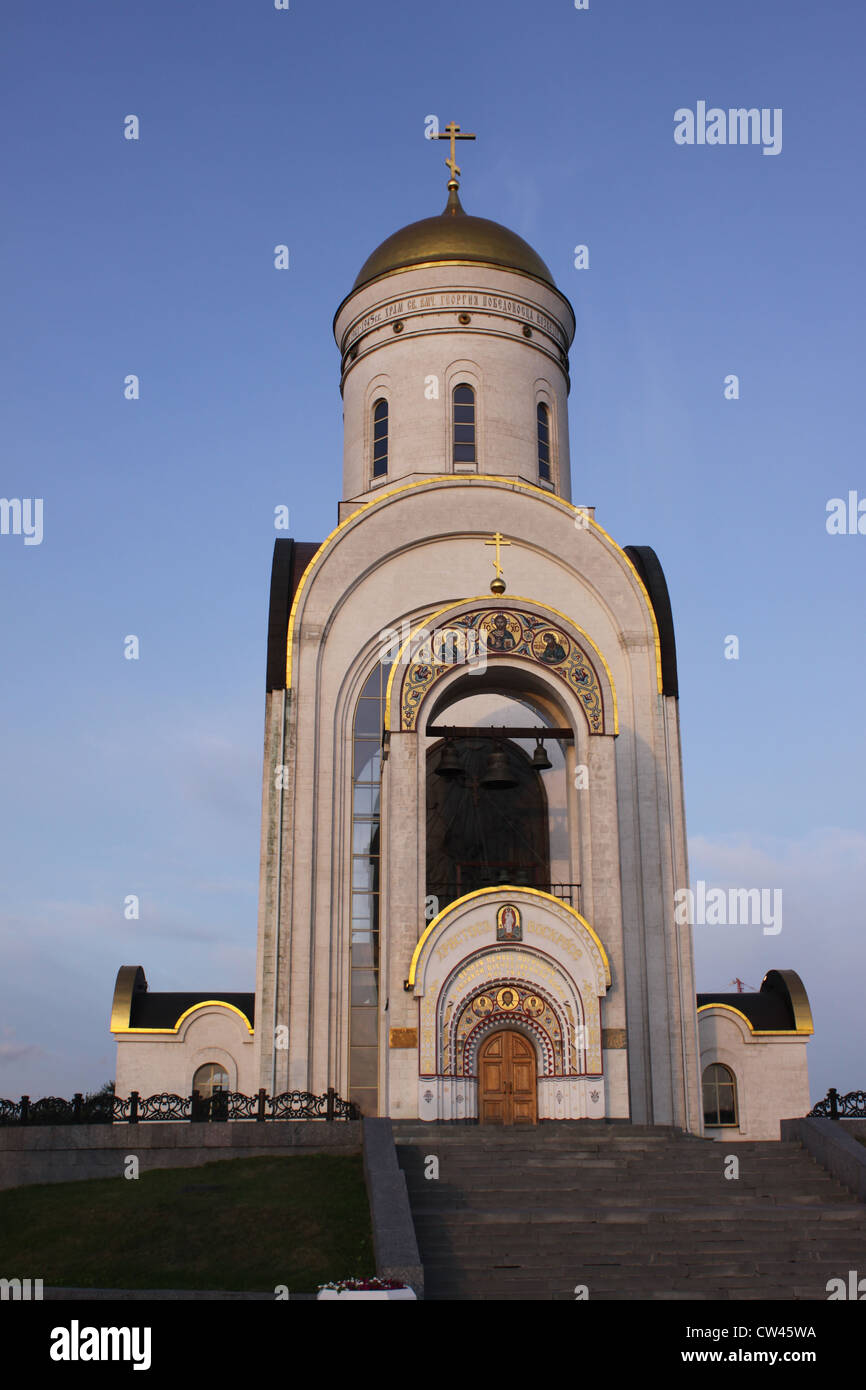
111;126;813;1140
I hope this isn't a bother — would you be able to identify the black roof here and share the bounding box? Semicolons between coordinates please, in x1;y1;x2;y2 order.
266;538;321;691
696;990;794;1031
129;992;255;1030
624;545;679;697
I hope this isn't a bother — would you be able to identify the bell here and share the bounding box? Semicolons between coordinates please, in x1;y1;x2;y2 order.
435;741;463;779
481;742;517;789
531;737;552;771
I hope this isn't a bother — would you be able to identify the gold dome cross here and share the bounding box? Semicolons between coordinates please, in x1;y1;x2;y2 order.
432;119;476;188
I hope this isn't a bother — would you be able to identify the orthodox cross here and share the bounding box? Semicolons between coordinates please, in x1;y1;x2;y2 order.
432;120;476;187
484;531;511;579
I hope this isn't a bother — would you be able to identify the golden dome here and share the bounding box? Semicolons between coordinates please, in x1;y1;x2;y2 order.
352;186;557;292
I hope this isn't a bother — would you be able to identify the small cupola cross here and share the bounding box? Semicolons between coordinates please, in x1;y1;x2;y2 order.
432;119;476;189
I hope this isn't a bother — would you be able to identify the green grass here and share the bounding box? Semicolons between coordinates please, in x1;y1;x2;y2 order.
0;1154;375;1293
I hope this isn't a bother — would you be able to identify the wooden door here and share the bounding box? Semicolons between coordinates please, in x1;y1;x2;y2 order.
478;1030;537;1125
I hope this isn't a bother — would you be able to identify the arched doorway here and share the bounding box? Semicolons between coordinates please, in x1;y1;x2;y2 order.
478;1029;537;1126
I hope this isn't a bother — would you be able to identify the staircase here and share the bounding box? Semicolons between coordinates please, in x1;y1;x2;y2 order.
392;1121;866;1300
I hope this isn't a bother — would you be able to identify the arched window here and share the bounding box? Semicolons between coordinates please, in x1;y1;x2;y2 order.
372;399;388;478
453;384;476;465
702;1063;738;1126
537;402;551;482
192;1063;229;1099
350;663;386;1115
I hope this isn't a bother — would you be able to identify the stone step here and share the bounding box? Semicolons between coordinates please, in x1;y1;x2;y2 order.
426;1282;832;1301
408;1206;865;1226
414;1253;861;1274
400;1157;831;1171
400;1166;846;1184
401;1168;839;1187
395;1139;819;1155
414;1229;863;1243
392;1121;692;1133
404;1190;853;1207
397;1147;821;1167
404;1185;851;1203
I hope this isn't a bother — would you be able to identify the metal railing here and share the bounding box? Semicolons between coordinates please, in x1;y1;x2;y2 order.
428;882;581;911
0;1088;359;1125
808;1088;866;1119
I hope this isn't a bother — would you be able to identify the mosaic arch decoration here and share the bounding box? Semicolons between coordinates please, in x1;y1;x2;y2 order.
445;977;584;1078
420;946;604;1077
399;607;606;734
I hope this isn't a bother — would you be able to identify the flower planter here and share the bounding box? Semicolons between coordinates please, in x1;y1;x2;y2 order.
317;1285;416;1300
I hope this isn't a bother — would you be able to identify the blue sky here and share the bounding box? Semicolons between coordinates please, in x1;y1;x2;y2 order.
2;0;863;1102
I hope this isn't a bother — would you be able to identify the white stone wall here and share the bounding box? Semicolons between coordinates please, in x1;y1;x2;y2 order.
698;1008;810;1141
333;264;575;505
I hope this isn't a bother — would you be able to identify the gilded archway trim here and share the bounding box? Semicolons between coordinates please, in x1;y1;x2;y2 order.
408;885;611;988
284;475;663;692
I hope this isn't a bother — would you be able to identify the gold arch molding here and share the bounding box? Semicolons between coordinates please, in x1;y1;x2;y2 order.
284;475;663;693
408;886;611;989
111;1000;254;1037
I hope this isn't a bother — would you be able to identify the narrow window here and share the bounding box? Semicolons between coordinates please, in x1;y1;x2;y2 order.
537;402;551;482
702;1063;738;1126
372;399;388;478
350;663;385;1116
453;384;476;465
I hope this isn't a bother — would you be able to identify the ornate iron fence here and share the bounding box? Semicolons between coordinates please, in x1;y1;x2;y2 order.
0;1088;359;1125
808;1088;866;1119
